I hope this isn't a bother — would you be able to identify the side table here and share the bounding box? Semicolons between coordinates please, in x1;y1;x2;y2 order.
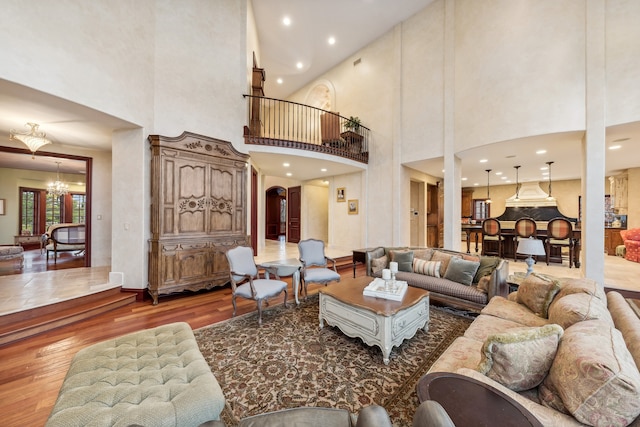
507;272;528;293
416;372;543;427
352;248;375;278
259;258;303;305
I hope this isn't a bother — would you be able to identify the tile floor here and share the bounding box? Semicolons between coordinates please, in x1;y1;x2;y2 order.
1;240;638;317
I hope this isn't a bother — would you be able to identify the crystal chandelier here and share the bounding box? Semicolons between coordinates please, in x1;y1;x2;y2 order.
48;162;69;197
9;122;52;158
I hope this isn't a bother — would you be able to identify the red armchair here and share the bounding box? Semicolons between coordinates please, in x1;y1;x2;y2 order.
620;228;640;263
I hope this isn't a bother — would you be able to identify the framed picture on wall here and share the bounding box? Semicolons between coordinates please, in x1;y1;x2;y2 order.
336;187;346;202
0;199;5;215
348;199;358;215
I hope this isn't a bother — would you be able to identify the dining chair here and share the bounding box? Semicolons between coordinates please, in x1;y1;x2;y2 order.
225;246;288;325
513;218;537;262
298;238;341;298
481;218;504;258
546;217;574;267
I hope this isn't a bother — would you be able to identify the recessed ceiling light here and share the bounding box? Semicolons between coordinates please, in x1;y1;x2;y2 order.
501;176;507;180
473;183;479;186
495;171;502;175
320;168;327;172
462;177;468;181
479;159;488;163
296;62;303;69
506;180;512;183
536;150;547;154
283;162;290;167
609;145;622;150
540;166;548;170
286;172;292;177
282;16;291;26
277;78;283;84
542;172;549;176
328;36;336;45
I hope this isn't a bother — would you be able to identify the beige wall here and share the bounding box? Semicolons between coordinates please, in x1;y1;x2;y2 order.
301;185;329;242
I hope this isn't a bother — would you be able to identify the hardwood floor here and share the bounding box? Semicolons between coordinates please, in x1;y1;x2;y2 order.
0;247;84;276
0;270;343;427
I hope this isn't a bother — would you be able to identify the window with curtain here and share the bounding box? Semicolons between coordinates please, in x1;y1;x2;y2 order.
473;199;490;221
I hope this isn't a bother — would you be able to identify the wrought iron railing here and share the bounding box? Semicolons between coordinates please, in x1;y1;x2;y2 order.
243;95;369;163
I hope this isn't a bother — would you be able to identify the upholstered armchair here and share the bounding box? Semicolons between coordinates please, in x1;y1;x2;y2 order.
620;228;640;263
225;246;288;325
298;238;341;297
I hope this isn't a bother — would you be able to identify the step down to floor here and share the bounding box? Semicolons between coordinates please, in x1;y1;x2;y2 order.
0;287;136;347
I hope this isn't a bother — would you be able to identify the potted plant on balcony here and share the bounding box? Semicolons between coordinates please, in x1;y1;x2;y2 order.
344;116;361;134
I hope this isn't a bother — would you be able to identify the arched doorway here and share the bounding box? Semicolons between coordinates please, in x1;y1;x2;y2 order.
265;186;286;241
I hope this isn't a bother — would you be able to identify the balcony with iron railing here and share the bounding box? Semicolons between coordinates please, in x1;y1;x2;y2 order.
243;95;370;163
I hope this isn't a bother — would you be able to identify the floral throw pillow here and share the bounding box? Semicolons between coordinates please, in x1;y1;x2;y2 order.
477;324;564;391
516;273;562;318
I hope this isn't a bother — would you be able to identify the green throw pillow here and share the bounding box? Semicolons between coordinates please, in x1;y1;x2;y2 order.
473;256;500;284
443;257;480;286
390;250;414;272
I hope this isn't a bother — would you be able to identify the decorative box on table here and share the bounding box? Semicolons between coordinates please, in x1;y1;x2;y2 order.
363;278;408;301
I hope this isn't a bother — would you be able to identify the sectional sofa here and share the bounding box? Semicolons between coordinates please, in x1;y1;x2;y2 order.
421;274;640;426
365;247;509;312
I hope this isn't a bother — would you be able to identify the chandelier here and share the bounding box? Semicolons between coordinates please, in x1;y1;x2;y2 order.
9;122;52;158
48;162;69;197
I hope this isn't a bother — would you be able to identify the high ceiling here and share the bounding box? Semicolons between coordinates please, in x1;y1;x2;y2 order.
0;0;638;186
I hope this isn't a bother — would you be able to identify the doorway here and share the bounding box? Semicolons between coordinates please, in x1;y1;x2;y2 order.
410;180;426;247
265;186;286;241
0;146;92;274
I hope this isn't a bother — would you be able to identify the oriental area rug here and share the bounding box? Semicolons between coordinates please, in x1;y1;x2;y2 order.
194;295;472;426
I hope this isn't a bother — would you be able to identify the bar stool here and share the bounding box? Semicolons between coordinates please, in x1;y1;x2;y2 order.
546;217;574;267
481;218;504;258
513;218;537;262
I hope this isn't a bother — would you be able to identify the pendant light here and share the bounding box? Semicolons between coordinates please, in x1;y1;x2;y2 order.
546;161;554;200
514;165;521;201
485;169;492;204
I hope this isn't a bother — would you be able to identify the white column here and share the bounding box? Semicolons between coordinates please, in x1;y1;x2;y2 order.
581;0;606;282
442;0;461;250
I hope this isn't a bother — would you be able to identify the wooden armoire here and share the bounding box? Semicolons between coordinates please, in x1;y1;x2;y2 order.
148;132;249;304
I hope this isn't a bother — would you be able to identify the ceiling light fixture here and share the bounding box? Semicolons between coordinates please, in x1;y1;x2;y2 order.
485;169;492;204
9;122;52;159
48;161;69;197
328;36;336;45
514;165;521;201
608;145;622;150
282;16;291;26
546;161;554;200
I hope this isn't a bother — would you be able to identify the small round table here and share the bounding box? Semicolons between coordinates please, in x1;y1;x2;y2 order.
416;372;543;427
259;258;302;304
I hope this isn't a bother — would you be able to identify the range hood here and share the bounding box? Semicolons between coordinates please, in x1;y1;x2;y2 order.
505;182;556;207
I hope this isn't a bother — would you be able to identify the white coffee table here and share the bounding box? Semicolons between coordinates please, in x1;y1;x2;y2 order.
259;258;303;304
319;276;430;365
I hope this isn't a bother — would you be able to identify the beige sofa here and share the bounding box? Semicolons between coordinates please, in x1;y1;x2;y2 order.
423;274;640;426
365;247;509;312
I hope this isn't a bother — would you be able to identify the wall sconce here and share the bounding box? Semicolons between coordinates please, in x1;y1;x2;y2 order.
9;122;52;158
485;169;492;204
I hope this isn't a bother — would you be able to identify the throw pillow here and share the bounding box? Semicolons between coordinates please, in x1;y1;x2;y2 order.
371;255;388;275
443;257;480;286
473;256;500;284
412;248;435;261
540;320;640;426
516;273;562;318
430;251;461;277
477;275;491;293
389;250;414;272
477;324;564;392
412;259;441;278
547;292;613;329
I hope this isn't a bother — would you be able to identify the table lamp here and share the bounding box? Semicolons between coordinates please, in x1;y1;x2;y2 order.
516;237;546;276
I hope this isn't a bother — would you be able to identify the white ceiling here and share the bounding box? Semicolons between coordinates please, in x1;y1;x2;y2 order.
1;0;638;186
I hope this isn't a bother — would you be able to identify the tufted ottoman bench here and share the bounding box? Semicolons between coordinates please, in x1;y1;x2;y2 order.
46;322;225;427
